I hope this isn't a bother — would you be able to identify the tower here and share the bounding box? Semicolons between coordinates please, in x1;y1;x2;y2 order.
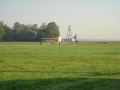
67;25;72;38
66;25;72;42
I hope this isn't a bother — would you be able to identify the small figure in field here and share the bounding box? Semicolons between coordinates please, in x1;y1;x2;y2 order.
105;42;108;45
40;41;42;45
59;42;61;45
51;40;54;45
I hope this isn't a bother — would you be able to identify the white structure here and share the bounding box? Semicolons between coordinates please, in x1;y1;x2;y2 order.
58;36;61;43
62;34;78;42
72;38;75;42
66;38;72;42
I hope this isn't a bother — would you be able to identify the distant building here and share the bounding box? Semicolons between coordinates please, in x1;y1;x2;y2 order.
62;34;78;42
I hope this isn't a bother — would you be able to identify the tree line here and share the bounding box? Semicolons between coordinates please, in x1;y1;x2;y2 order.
0;21;60;41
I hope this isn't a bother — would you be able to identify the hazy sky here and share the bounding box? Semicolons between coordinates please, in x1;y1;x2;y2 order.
0;0;120;40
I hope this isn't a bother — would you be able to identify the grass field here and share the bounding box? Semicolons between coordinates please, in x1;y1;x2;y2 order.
0;42;120;90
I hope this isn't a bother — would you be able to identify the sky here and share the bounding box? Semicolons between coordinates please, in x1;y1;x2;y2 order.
0;0;120;40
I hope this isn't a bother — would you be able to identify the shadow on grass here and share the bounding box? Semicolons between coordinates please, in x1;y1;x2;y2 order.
0;78;120;90
1;70;120;76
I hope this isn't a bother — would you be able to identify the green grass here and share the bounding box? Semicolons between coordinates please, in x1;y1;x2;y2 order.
0;42;120;90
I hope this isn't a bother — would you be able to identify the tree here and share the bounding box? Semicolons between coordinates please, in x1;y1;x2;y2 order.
13;22;21;34
0;27;4;41
0;21;5;41
46;22;60;38
0;21;60;41
36;29;47;40
21;24;34;41
2;25;13;41
36;22;60;41
31;24;39;39
36;23;47;41
40;23;47;30
13;22;22;41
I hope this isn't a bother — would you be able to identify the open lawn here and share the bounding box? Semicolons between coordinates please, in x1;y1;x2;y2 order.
0;42;120;90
